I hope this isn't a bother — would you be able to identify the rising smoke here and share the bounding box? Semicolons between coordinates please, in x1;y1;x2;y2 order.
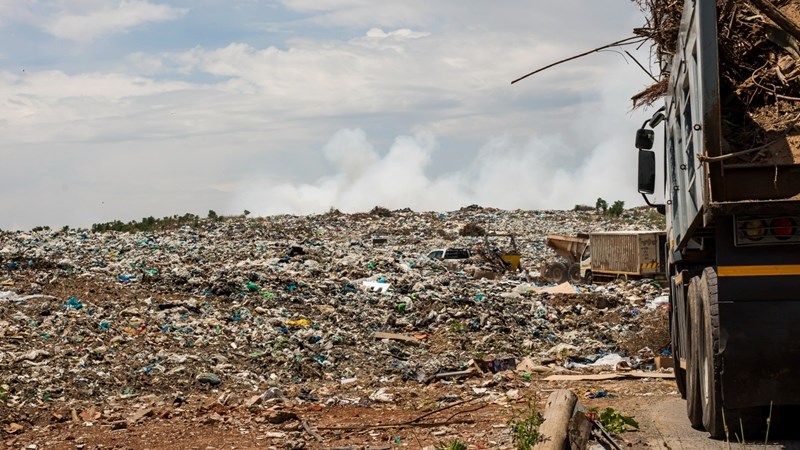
231;122;643;216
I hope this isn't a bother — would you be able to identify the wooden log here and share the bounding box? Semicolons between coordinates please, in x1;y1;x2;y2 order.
534;389;578;450
568;411;593;450
748;0;800;45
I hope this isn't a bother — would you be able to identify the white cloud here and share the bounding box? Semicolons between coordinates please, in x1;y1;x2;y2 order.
0;1;660;229
364;28;430;41
43;1;188;42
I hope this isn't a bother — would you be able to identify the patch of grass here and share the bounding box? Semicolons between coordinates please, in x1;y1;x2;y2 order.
508;395;544;450
435;438;468;450
448;321;466;333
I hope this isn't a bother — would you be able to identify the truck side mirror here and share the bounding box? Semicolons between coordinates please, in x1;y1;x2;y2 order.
635;128;655;150
638;150;656;194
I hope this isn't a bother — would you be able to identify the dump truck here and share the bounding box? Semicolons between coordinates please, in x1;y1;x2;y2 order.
542;234;589;283
578;231;666;284
543;232;665;284
636;0;800;438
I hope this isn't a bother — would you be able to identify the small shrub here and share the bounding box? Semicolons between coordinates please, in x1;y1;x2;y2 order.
459;222;486;237
508;395;544;449
595;197;608;214
608;200;625;218
573;204;594;212
598;407;639;433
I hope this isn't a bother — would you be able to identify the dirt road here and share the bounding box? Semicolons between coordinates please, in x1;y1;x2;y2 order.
6;376;800;449
639;398;800;450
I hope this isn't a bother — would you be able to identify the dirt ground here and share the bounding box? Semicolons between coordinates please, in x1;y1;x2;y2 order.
3;374;680;449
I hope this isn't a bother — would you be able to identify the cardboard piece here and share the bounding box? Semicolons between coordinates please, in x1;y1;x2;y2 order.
655;356;674;369
373;332;422;346
543;282;579;294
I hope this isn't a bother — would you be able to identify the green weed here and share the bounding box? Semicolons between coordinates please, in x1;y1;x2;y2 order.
598;407;639;434
508;395;544;450
449;321;466;333
435;438;468;450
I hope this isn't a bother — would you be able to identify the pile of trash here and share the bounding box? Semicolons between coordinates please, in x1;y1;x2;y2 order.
0;207;670;416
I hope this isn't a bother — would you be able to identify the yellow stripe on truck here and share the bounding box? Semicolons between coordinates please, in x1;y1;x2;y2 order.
718;265;800;277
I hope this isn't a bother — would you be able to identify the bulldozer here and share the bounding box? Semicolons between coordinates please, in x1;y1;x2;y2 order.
476;233;522;272
541;234;589;283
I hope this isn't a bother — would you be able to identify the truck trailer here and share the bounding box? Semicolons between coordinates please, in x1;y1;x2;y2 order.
578;231;666;284
543;232;666;284
636;0;800;438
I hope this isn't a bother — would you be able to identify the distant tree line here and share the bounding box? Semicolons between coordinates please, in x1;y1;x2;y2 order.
91;212;204;233
573;198;626;218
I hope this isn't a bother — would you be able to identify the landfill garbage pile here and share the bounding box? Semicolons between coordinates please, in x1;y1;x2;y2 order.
0;207;669;421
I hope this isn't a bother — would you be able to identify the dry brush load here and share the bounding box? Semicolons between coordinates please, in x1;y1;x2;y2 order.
632;0;800;162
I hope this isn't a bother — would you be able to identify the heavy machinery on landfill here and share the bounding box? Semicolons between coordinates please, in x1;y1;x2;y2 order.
479;233;522;272
544;232;665;284
636;0;800;438
542;234;588;283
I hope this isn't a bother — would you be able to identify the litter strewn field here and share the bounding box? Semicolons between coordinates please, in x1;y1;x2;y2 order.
1;207;674;448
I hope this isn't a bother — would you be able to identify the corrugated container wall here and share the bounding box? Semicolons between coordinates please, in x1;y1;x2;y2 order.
590;232;661;276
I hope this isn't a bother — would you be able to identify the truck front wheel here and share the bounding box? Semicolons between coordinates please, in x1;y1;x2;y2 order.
671;314;686;399
547;262;568;283
699;267;729;438
686;278;704;428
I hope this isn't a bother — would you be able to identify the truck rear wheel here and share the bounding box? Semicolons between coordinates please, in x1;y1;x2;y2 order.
568;263;580;282
671;314;686;399
699;267;729;438
686;278;704;428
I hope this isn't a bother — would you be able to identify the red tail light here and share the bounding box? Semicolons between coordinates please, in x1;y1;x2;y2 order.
772;217;796;239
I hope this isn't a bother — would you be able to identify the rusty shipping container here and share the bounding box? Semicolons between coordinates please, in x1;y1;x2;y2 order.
588;231;664;278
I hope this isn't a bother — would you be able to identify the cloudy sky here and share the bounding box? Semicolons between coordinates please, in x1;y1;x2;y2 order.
0;0;663;230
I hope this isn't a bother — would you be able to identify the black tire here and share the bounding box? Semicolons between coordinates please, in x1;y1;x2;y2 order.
584;270;593;285
672;274;688;399
699;267;730;439
671;312;687;399
568;263;581;282
548;262;568;283
686;278;704;428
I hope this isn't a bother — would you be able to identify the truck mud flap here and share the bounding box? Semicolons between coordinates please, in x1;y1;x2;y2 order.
719;299;800;408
